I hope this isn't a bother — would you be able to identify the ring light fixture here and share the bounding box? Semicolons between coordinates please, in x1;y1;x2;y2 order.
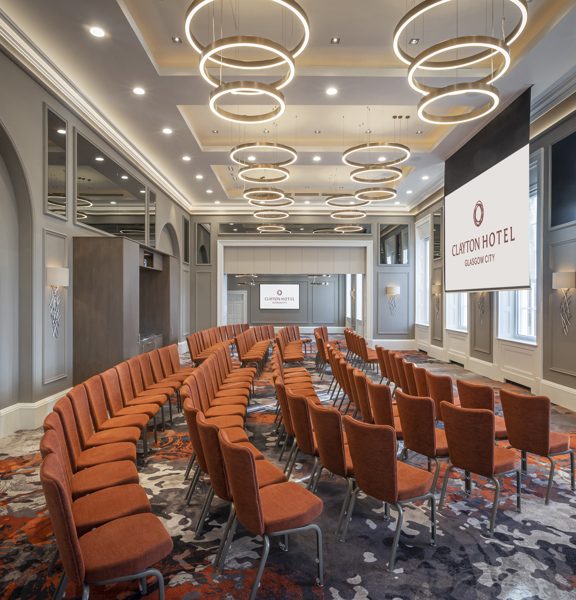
253;209;289;219
330;209;367;220
230;142;297;167
350;164;403;185
325;195;370;208
248;196;294;207
354;187;397;202
257;224;287;232
342;142;411;168
334;224;364;233
239;164;290;184
313;228;344;234
209;81;285;124
243;187;286;202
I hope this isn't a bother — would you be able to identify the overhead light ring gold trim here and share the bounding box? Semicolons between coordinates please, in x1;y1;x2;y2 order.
248;196;294;207
243;187;286;201
343;143;410;168
354;187;397;202
330;210;367;220
334;224;363;233
230;141;297;167
350;165;403;185
257;224;287;232
209;81;285;124
239;164;290;184
325;195;371;208
253;209;289;219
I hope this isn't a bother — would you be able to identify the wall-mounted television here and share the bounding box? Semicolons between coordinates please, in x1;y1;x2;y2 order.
260;284;300;309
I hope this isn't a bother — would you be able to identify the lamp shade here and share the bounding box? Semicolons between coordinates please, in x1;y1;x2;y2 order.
431;284;442;294
552;271;575;290
47;267;69;287
386;285;401;296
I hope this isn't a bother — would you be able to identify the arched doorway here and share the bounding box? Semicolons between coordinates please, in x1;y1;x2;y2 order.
158;222;180;258
0;121;34;409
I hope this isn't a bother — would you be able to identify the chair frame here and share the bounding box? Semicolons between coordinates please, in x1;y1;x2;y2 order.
519;448;575;505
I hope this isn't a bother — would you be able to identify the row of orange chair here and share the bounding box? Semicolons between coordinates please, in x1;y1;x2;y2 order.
344;329;379;372
235;327;272;375
186;324;247;365
276;326;309;364
179;346;323;599
38;345;188;599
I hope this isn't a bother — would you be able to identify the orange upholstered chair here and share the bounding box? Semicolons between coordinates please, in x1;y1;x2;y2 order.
402;359;419;396
352;369;373;423
439;402;520;535
40;452;172;600
127;356;177;421
366;379;401;433
341;417;436;570
381;349;396;391
308;401;355;535
375;346;389;385
426;372;458;422
217;430;323;599
500;389;575;505
394;355;410;395
395;391;449;491
456;380;507;440
413;365;430;397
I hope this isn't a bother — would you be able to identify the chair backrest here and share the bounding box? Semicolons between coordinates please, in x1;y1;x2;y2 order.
375;346;387;380
233;324;242;336
169;345;183;373
394;355;410;394
308;401;349;477
274;379;295;437
115;361;137;403
83;376;111;430
315;333;327;363
196;412;232;502
353;369;373;423
100;368;126;417
441;402;496;478
190;371;212;413
395;391;437;458
41;414;74;482
403;359;419;396
67;385;96;449
285;389;316;456
366;379;395;428
426;371;454;421
158;347;175;377
388;351;401;389
381;349;395;387
225;325;234;341
456;380;495;412
499;389;551;456
241;323;249;332
413;365;430;397
344;364;358;409
137;353;156;388
53;396;85;471
218;429;265;535
182;399;208;474
127;356;146;396
149;350;166;383
343;416;398;504
40;453;85;586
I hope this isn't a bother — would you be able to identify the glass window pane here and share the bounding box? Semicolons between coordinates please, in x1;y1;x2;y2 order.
76;133;146;242
356;274;363;321
345;274;351;319
46;109;67;218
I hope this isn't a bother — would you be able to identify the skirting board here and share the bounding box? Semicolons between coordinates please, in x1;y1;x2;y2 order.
540;379;576;413
371;339;418;351
0;388;71;440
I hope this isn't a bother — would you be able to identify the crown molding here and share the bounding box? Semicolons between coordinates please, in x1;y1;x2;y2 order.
531;66;576;122
406;173;444;211
0;9;193;212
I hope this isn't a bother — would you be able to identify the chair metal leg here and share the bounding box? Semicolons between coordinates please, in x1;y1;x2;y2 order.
185;467;201;505
387;503;404;572
52;572;68;600
142;427;148;460
307;457;320;490
81;583;90;600
464;470;472;495
278;429;288;455
286;446;299;481
340;486;361;542
47;547;59;577
544;456;556;506
195;487;215;537
430;457;441;493
438;464;454;510
521;450;528;475
429;494;436;545
516;469;522;513
283;439;297;473
248;534;271;600
312;523;324;586
336;478;353;534
184;451;196;480
488;476;501;535
571;450;575;491
214;504;236;568
153;416;158;444
217;515;239;572
313;463;323;493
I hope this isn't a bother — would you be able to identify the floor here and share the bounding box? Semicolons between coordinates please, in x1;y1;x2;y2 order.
1;349;575;600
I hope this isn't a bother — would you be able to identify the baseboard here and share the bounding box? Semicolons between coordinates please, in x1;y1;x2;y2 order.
0;388;71;439
371;339;418;351
540;379;576;412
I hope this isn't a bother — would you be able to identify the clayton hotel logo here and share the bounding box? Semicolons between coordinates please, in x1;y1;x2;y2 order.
451;200;516;267
264;289;296;304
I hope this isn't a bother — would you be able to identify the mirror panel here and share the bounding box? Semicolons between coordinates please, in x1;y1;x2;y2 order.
433;208;442;260
196;223;211;264
183;217;190;263
76;133;146;242
379;224;409;265
46;109;67;218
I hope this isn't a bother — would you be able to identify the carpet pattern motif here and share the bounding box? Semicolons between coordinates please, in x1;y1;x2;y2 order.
1;349;575;600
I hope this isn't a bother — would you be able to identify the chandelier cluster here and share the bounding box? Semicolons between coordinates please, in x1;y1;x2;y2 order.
185;0;309;124
393;0;528;124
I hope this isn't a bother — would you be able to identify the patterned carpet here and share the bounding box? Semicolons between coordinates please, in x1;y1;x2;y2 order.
1;348;576;600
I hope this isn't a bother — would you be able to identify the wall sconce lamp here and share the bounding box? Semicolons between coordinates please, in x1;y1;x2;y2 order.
552;271;575;336
431;284;442;320
46;267;69;338
386;285;400;317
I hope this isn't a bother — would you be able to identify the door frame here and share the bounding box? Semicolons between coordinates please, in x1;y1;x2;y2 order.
226;289;248;325
217;239;374;339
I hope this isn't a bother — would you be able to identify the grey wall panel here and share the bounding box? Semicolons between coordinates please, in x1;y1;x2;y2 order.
195;271;213;330
469;292;493;361
182;267;190;337
377;271;410;335
312;281;337;324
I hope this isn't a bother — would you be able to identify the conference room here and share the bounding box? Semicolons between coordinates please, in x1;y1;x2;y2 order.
1;1;576;599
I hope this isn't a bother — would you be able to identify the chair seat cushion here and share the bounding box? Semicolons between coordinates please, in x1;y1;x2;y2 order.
138;389;172;399
261;481;323;533
256;460;288;488
236;442;264;461
222;427;249;444
71;461;139;500
396;462;434;501
549;431;570;455
80;513;173;584
494;415;508;439
116;404;159;419
85;427;141;448
76;442;137;470
493;446;517;475
283;367;308;374
215;388;249;399
211;396;248;408
206;405;245;419
73;484;151;536
126;396;165;408
220;381;251;391
100;415;148;431
149;382;178;393
205;415;245;430
434;428;449;456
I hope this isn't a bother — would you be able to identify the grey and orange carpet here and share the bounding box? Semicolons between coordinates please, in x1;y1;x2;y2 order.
1;350;576;600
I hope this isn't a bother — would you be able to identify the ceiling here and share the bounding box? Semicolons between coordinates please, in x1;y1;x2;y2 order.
2;0;576;217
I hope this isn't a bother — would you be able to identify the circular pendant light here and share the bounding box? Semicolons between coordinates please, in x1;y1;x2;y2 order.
209;81;285;124
313;228;344;234
247;196;294;207
343;142;410;168
253;209;289;219
417;82;500;125
243;187;285;202
334;224;364;233
230;141;297;167
257;224;287;232
199;36;295;93
330;209;367;220
393;0;527;69
325;195;370;208
239;164;290;184
350;164;403;185
354;187;397;202
185;0;310;66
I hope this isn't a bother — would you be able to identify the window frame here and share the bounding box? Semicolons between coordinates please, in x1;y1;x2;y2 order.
446;292;468;333
415;216;431;326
